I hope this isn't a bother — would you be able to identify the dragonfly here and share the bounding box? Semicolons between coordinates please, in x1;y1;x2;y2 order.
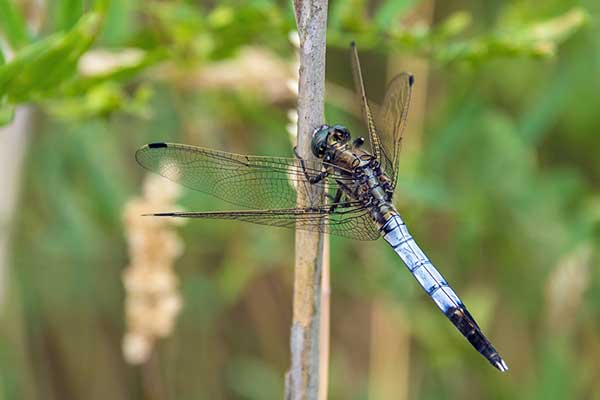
136;42;508;372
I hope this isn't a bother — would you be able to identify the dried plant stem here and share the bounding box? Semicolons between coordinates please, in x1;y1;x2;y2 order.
286;1;328;399
318;238;330;400
142;351;166;400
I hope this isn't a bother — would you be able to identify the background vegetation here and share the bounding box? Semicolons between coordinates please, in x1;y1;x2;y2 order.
1;0;598;399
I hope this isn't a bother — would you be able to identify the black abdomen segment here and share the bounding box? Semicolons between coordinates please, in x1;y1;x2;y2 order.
445;307;507;370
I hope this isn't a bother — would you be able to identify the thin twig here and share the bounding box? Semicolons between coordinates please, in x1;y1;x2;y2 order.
318;239;330;400
285;1;328;399
142;351;166;400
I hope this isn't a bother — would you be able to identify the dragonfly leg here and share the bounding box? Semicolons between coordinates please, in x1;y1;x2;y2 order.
352;137;365;148
331;203;363;214
293;146;329;184
327;185;360;213
328;188;343;212
336;179;365;201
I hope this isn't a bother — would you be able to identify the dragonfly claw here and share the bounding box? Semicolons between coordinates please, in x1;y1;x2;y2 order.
293;146;302;159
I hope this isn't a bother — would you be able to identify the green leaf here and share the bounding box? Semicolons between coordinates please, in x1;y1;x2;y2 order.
0;35;62;96
510;7;589;56
0;12;103;102
435;7;588;64
433;11;471;40
374;0;416;31
329;0;368;33
99;0;137;45
45;82;124;119
0;0;30;48
65;48;168;93
56;0;84;30
46;82;154;120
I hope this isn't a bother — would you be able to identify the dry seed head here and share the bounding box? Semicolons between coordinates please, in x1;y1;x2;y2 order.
122;173;184;364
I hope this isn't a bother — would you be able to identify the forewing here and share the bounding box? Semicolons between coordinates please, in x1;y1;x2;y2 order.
350;42;382;161
135;142;353;210
377;73;414;189
149;204;381;241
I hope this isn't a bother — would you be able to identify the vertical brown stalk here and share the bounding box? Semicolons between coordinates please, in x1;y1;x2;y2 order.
368;302;410;400
318;239;330;400
286;1;328;399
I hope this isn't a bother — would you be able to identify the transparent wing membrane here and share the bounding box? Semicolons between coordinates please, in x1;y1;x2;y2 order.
350;42;382;161
136;142;354;210
135;142;381;241
350;43;414;190
149;205;381;241
377;73;414;189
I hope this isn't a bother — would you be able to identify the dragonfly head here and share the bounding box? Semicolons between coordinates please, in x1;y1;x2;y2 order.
311;124;351;159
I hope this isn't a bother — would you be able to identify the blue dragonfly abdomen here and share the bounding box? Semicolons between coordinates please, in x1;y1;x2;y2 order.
381;213;509;372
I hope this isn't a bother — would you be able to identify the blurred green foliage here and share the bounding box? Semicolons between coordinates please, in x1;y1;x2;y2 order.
0;0;587;125
1;0;599;400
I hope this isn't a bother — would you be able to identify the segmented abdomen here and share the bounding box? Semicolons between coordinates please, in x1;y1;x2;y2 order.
380;213;508;371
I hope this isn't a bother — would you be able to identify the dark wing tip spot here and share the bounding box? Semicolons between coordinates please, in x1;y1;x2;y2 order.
408;74;415;86
142;212;175;217
148;142;168;149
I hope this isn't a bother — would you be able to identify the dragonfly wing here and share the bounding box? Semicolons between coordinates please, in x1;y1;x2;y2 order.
148;204;381;241
377;72;414;190
135;142;353;210
350;42;383;162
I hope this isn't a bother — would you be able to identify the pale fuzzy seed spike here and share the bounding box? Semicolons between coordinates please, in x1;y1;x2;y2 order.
288;30;300;48
121;173;184;365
